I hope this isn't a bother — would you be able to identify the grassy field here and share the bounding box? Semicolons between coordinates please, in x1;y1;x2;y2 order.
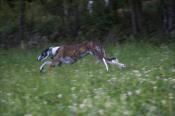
0;42;175;116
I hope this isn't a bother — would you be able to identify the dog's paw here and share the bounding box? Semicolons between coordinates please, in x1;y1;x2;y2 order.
39;67;45;73
119;63;126;69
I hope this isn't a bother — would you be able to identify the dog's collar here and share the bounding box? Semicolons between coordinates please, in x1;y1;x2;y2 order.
48;48;53;57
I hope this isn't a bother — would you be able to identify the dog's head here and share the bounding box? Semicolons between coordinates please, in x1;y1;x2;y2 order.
37;46;60;61
37;48;51;61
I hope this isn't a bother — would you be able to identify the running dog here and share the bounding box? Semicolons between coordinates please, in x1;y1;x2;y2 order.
37;41;126;72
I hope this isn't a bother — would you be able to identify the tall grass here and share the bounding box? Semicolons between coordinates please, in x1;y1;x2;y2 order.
0;42;175;116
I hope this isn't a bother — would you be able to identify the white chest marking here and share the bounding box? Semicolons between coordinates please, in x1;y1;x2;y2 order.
51;46;60;56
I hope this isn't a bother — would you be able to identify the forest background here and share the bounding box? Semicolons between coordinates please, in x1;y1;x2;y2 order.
0;0;175;48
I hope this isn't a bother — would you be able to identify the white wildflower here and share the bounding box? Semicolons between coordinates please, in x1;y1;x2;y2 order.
150;81;156;85
94;95;100;99
161;100;166;105
79;103;85;109
33;88;37;91
149;105;157;112
105;101;113;108
168;93;174;99
94;88;105;95
24;114;32;116
171;68;175;72
133;70;140;73
57;94;63;98
71;87;76;91
43;101;47;104
98;109;104;115
163;78;168;82
156;76;160;80
1;99;6;103
123;110;130;116
108;77;116;82
72;94;77;99
153;86;157;90
24;95;30;100
6;93;12;96
34;96;38;100
171;79;175;83
120;94;127;101
135;89;141;95
136;73;142;77
69;105;77;112
127;91;132;96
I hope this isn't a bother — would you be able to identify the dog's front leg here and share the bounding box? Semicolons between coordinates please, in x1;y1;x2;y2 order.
40;61;52;72
47;60;61;71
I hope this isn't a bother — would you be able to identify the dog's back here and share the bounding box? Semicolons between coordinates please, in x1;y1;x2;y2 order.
54;41;105;60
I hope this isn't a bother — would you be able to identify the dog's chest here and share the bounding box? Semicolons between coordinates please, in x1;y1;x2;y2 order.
60;57;75;64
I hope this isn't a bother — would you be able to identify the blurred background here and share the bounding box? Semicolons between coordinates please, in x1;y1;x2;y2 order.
1;1;175;115
0;0;175;48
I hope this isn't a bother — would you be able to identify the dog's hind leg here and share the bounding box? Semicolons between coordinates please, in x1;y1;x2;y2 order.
102;58;109;71
91;48;109;71
106;58;126;69
40;61;52;72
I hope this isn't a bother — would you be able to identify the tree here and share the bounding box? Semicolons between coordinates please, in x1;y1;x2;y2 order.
129;0;142;35
161;0;175;33
19;0;25;49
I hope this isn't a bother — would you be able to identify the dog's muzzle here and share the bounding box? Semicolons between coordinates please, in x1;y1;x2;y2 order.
37;54;49;62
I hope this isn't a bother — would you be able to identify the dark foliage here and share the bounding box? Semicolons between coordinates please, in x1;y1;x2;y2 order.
0;0;175;48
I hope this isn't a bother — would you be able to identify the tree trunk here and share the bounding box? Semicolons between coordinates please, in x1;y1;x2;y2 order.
73;2;81;37
162;0;175;33
19;0;25;49
129;0;142;35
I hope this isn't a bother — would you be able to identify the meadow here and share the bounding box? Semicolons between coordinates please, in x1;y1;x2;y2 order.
0;42;175;116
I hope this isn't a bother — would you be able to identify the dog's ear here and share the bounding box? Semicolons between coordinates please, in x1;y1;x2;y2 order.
43;48;50;53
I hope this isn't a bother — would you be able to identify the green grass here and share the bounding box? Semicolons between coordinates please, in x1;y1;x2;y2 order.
0;42;175;116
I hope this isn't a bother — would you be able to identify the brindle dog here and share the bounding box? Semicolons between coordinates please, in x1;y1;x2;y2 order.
38;41;126;72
